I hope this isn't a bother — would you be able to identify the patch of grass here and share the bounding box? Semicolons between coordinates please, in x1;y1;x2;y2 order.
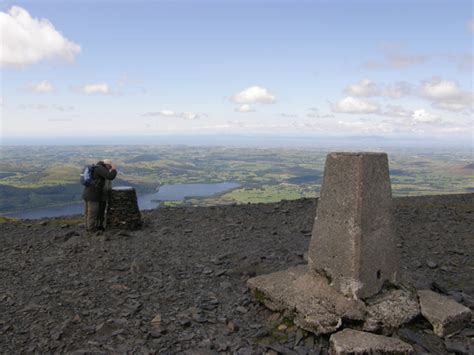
222;184;317;204
270;330;288;342
281;316;295;327
253;289;267;304
0;216;19;224
161;200;184;207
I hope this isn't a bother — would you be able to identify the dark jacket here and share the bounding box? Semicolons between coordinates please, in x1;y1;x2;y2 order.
82;162;117;202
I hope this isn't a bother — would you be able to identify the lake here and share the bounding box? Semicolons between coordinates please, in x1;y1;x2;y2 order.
5;182;240;220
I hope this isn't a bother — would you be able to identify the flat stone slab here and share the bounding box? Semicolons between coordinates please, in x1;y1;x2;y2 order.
363;287;420;332
329;329;414;355
418;290;472;337
247;265;366;335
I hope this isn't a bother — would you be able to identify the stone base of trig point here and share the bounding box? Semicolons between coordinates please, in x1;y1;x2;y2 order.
247;152;420;335
106;186;142;230
248;265;367;335
247;265;420;335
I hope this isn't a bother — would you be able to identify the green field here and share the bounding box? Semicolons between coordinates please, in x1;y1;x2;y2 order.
0;145;472;213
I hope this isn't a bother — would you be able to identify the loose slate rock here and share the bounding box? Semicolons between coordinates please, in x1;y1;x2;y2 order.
418;289;472;337
397;328;445;354
444;337;471;354
329;329;414;355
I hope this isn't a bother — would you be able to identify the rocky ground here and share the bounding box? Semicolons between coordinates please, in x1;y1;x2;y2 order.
0;193;473;354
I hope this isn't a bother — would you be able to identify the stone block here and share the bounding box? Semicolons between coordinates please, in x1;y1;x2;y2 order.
329;329;414;355
418;290;472;337
308;152;398;299
247;265;366;335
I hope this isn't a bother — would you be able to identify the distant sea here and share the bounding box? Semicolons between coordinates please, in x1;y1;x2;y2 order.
6;182;240;220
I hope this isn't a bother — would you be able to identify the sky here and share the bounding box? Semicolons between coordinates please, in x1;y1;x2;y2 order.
0;0;473;143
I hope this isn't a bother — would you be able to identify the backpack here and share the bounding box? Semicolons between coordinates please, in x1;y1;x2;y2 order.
80;165;96;186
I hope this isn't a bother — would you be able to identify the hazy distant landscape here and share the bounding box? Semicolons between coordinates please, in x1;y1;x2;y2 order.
1;144;472;216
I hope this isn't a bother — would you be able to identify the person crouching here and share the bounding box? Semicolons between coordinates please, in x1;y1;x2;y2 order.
82;160;117;234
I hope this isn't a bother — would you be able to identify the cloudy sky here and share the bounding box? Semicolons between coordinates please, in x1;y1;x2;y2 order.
1;0;472;141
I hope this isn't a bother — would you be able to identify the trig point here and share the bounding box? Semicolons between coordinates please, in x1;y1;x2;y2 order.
247;152;419;336
308;152;398;299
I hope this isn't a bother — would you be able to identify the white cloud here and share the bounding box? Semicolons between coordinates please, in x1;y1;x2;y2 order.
81;83;110;95
344;77;473;113
380;105;442;126
420;79;462;100
419;78;473;112
17;103;74;111
231;86;276;104
160;110;178;117
411;109;440;124
236;104;255;113
332;96;379;114
142;110;178;117
434;101;470;111
27;80;54;93
0;6;81;68
18;103;48;110
181;112;202;120
344;79;380;97
141;110;204;120
344;79;412;98
345;79;412;100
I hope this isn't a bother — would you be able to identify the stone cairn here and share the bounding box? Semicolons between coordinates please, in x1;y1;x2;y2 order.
106;186;142;230
248;152;472;354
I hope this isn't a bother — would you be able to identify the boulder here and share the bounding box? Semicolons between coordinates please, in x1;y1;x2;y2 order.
418;289;472;337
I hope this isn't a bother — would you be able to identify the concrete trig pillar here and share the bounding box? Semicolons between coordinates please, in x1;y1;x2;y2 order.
308;152;399;299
